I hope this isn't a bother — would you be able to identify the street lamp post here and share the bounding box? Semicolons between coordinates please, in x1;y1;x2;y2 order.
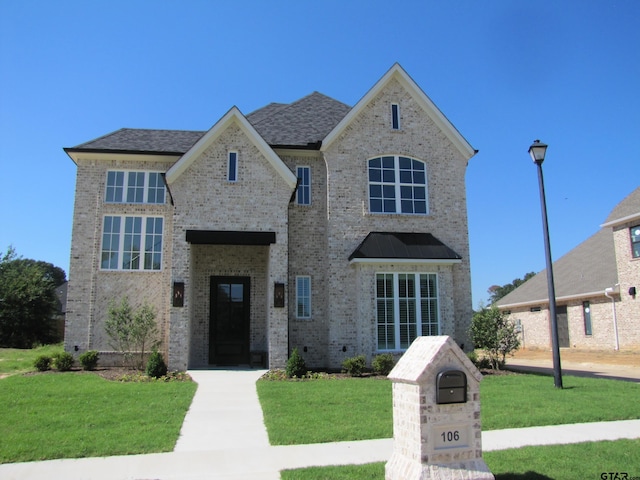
529;140;563;389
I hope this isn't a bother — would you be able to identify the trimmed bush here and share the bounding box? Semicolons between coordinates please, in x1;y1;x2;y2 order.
285;348;307;378
34;355;52;372
79;350;99;371
341;354;366;377
372;353;395;376
146;349;168;379
53;352;74;371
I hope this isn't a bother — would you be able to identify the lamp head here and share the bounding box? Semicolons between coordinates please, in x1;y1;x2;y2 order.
529;140;548;165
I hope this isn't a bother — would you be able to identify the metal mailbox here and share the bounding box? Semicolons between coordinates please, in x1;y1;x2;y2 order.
436;369;467;404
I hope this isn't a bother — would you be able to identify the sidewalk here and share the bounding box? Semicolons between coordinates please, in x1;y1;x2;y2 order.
1;368;639;480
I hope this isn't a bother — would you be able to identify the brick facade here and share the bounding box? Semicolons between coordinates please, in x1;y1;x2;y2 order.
64;65;477;371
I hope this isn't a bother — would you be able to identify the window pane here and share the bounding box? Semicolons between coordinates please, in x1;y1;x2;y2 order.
105;171;124;203
126;172;145;203
228;152;238;182
382;169;395;182
369;168;381;182
144;217;163;270
399;156;412;169
296;276;311;318
122;217;142;270
147;173;166;204
382;156;394;168
391;104;400;130
370;199;383;212
101;216;120;269
296;166;311;205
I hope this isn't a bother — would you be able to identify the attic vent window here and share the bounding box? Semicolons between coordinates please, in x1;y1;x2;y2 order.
228;151;238;182
391;103;400;130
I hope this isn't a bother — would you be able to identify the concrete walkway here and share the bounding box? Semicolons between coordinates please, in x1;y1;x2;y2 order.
1;369;639;480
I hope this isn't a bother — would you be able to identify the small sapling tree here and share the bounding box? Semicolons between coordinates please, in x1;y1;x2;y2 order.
470;305;520;370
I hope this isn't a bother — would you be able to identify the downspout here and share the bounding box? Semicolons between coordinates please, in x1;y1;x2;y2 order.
604;284;620;351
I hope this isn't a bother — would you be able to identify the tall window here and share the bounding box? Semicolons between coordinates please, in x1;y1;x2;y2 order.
101;216;163;271
296;276;311;319
105;171;166;204
368;156;427;214
228;151;238;182
631;225;640;258
583;301;592;336
391;103;400;130
296;166;311;205
376;273;439;351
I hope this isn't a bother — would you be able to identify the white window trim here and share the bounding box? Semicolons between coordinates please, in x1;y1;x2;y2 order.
295;275;311;319
375;272;440;352
228;151;239;182
105;170;166;204
296;166;311;205
368;155;429;215
100;215;164;271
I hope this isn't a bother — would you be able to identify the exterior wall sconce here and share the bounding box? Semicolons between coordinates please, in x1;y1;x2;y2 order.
274;283;285;308
172;282;184;307
630;286;637;298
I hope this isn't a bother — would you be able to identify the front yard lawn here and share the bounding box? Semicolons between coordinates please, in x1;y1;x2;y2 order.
281;439;640;479
257;373;640;445
0;373;196;464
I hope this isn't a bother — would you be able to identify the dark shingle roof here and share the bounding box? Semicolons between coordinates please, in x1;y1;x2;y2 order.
349;232;462;261
66;92;351;154
496;227;618;307
70;128;206;154
247;92;351;147
603;186;640;225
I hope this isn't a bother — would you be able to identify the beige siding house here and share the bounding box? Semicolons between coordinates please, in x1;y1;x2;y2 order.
496;187;640;351
64;64;477;370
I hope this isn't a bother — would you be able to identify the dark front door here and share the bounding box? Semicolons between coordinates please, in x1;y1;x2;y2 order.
556;305;570;348
209;276;250;365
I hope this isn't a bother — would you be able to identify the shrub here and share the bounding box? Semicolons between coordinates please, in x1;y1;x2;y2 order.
79;350;99;371
34;355;52;372
53;351;74;371
372;353;395;376
467;351;492;370
105;297;159;369
470;305;520;370
285;348;307;378
146;349;168;379
342;354;366;377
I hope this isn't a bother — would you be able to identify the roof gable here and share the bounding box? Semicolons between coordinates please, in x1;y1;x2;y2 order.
321;63;476;160
165;107;297;188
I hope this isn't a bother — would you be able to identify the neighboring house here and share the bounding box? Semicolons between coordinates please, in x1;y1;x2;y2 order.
496;186;640;351
63;64;477;370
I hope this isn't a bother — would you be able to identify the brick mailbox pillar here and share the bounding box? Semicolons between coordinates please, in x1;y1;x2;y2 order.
386;336;494;480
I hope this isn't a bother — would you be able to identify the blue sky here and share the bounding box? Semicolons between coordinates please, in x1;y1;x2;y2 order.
1;1;638;308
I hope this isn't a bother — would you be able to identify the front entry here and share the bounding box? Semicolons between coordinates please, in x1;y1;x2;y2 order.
209;276;250;365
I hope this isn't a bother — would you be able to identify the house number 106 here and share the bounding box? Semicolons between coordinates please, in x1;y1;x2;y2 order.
440;430;460;442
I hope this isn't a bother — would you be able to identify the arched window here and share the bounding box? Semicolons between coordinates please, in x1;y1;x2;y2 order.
368;156;427;214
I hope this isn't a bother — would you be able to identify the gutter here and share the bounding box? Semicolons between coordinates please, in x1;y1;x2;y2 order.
604;284;620;350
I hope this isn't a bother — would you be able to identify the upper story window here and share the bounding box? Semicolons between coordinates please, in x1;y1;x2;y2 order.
296;166;311;205
228;151;238;182
391;103;400;130
105;171;166;204
631;225;640;258
368;156;427;214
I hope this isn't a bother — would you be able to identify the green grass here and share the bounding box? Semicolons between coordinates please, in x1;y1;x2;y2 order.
0;344;64;376
0;373;197;463
481;373;640;430
257;378;393;445
282;439;640;479
258;374;640;445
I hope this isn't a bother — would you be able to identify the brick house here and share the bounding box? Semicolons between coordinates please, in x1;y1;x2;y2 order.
63;64;477;370
496;186;640;351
